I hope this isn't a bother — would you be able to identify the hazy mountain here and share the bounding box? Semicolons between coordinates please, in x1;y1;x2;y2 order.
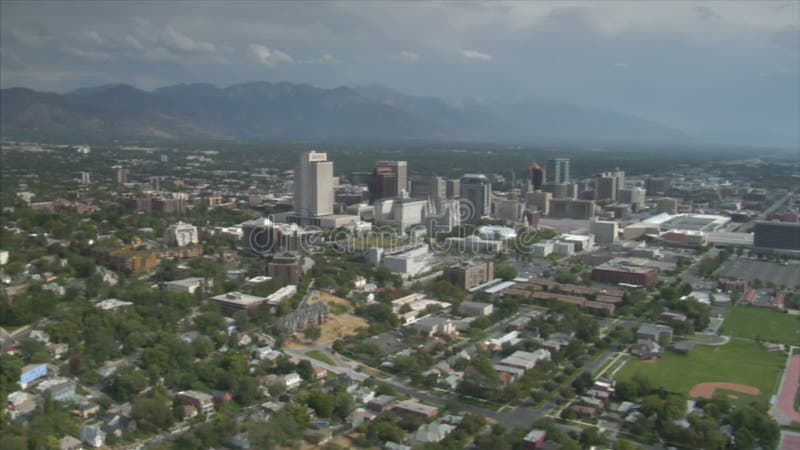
1;82;685;143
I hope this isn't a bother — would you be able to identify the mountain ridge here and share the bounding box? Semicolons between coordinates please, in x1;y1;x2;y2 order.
1;81;686;144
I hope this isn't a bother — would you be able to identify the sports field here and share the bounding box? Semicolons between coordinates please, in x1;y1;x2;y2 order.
616;339;785;403
721;307;800;346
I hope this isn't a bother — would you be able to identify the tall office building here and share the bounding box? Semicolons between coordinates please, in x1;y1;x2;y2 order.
410;175;446;211
595;172;620;202
446;179;461;199
546;158;570;184
460;174;492;222
368;161;407;203
619;187;646;210
294;151;334;217
80;172;91;185
527;163;546;192
115;167;129;184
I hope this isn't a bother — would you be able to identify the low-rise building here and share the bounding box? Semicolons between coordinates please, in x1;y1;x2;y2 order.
164;277;211;294
393;399;438;420
210;291;270;315
591;258;659;287
273;302;328;334
523;429;548;450
637;323;673;344
443;261;494;290
177;390;215;415
458;301;494;317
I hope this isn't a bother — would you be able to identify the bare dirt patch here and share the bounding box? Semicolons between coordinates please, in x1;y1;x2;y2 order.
689;382;760;399
287;291;368;346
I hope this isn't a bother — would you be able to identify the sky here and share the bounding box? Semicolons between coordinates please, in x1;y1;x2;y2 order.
1;1;799;144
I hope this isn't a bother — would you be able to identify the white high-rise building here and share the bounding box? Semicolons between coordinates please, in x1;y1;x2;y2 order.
294;151;333;217
546;158;570;184
165;221;199;247
590;218;619;245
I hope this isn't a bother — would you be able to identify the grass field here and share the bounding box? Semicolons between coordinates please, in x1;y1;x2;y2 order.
721;307;800;346
306;350;336;366
616;339;785;402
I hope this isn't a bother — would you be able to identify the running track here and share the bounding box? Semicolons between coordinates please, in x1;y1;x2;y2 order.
777;355;800;425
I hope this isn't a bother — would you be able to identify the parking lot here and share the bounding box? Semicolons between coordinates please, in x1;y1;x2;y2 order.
719;258;800;289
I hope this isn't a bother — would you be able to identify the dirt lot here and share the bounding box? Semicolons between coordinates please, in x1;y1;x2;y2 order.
291;291;368;345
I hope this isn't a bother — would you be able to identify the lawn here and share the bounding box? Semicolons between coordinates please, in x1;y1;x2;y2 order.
306;350;336;366
721;307;800;346
616;339;785;403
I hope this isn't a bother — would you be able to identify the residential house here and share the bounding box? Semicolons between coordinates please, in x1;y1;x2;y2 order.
59;435;83;450
630;340;662;359
411;421;455;445
80;423;105;448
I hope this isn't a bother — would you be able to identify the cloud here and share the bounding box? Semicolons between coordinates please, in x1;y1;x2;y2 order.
386;50;420;63
302;53;338;64
460;49;492;61
162;25;216;53
62;46;112;61
248;43;295;65
81;30;105;46
615;62;628;68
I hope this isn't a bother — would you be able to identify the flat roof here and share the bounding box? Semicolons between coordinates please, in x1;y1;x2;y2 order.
210;291;267;306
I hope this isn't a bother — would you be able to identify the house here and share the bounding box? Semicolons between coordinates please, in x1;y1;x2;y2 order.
48;343;69;359
101;412;137;437
393;399;438;420
37;378;77;401
95;298;134;312
313;366;328;380
59;435;83;450
367;395;396;413
19;363;48;388
80;423;106;448
630;339;662;359
411;421;455;445
7;391;38;418
523;429;548;450
283;372;302;389
176;390;214;415
571;405;597;419
349;408;376;428
636;323;673;344
230;434;251;449
385;443;412;450
353;387;375;404
253;346;282;363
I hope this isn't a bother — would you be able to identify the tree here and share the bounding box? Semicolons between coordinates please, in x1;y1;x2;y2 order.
132;393;175;431
579;428;606;449
495;265;518;281
304;324;322;341
306;391;335;418
296;360;314;381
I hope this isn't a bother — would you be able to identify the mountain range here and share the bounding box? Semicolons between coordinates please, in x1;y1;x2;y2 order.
0;82;687;144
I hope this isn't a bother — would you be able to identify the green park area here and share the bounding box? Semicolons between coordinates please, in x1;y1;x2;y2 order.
306;350;337;366
721;307;800;346
617;339;785;403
